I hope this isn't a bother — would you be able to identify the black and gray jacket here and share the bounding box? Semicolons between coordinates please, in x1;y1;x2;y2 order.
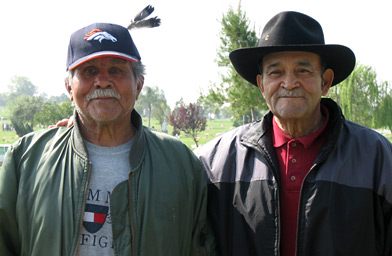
195;98;392;256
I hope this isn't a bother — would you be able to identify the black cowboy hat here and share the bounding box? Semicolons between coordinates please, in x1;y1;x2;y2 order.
229;11;356;87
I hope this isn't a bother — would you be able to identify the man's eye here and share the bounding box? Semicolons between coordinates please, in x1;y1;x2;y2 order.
110;67;124;74
84;67;97;75
298;69;311;74
268;70;281;76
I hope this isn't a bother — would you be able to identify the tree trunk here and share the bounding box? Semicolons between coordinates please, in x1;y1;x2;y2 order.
148;104;152;127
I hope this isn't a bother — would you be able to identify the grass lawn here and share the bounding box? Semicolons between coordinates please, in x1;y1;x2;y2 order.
0;121;19;144
2;117;392;150
143;117;235;149
178;119;234;149
0;118;236;150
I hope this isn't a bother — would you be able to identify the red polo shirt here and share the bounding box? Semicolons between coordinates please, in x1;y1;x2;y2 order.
272;106;329;256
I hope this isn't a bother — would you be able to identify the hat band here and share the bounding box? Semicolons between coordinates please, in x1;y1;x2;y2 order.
68;51;139;70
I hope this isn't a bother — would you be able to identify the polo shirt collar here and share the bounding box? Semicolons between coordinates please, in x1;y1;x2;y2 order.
272;105;330;149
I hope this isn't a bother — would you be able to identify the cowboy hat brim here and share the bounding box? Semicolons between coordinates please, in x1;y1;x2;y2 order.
229;44;356;87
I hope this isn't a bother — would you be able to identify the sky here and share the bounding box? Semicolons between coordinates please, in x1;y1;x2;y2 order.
1;0;391;108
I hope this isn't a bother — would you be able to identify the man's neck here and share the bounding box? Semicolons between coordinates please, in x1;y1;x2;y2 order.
78;115;136;147
274;112;325;139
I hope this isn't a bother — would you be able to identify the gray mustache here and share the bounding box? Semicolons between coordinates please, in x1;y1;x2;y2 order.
279;89;303;97
86;89;121;101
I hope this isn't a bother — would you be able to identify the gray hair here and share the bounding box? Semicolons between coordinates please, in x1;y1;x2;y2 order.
68;60;145;87
132;61;146;83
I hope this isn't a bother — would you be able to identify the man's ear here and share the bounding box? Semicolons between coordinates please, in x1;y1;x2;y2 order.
256;74;264;94
135;76;144;100
64;77;73;101
322;69;334;96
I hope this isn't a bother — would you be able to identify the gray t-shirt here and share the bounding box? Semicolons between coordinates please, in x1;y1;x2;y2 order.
78;139;133;256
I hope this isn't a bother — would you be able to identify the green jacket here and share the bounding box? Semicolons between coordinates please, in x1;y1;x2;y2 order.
0;110;216;256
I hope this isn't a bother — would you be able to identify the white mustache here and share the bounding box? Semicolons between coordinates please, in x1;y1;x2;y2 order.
278;89;303;97
86;89;121;101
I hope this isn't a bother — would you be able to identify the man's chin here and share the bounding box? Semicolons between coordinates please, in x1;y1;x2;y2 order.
75;106;117;124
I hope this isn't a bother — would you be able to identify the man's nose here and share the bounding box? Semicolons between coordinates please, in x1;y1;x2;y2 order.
280;72;299;90
94;71;112;89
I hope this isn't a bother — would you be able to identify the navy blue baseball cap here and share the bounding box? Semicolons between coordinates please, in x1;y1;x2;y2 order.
66;23;141;70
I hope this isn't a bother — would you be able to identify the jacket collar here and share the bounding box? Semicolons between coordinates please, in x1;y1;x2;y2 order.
128;110;145;171
241;98;345;163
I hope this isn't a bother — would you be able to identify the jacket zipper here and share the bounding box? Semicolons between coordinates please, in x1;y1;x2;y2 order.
295;113;342;255
264;151;281;256
247;141;282;256
295;154;329;256
73;161;93;256
294;163;316;256
128;172;135;256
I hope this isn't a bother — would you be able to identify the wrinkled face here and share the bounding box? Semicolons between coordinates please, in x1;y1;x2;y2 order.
257;51;333;123
68;57;143;125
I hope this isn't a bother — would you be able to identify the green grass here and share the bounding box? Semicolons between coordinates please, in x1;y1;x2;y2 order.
0;118;236;149
2;116;392;150
177;119;234;149
143;118;234;149
0;121;19;144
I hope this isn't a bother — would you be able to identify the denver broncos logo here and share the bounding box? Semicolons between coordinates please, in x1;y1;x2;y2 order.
84;29;117;43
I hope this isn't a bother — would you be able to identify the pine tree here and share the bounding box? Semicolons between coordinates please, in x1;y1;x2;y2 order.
200;4;267;125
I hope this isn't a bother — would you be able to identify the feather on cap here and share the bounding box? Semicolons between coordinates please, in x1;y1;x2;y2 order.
127;5;161;30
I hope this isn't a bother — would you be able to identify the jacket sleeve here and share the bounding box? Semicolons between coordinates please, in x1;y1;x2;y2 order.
0;145;21;256
190;155;218;256
384;159;392;255
380;138;392;255
386;210;392;255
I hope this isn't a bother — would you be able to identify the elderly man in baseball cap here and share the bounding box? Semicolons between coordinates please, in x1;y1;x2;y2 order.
0;22;217;255
195;11;392;256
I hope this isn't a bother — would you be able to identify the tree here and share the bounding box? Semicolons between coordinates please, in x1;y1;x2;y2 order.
3;75;73;134
199;5;267;124
375;82;392;133
0;93;7;108
34;101;73;128
153;102;171;130
169;103;207;147
135;86;170;128
328;64;383;127
8;76;38;99
8;95;43;136
48;93;70;104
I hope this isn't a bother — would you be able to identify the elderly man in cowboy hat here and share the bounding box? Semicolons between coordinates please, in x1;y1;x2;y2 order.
195;11;392;256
